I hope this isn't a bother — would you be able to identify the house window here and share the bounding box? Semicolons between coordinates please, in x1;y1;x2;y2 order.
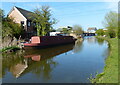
27;21;31;27
21;21;24;28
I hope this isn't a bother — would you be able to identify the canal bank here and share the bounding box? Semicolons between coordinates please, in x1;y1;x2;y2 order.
91;36;118;83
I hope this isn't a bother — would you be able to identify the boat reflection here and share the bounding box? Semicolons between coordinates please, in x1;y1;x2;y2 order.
2;43;74;79
24;43;74;61
24;55;41;61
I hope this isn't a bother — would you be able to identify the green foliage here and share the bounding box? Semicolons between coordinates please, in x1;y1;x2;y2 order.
2;17;23;39
61;28;68;34
103;11;118;38
72;25;83;35
1;9;23;39
96;29;105;36
32;6;57;36
118;14;120;39
107;28;116;38
0;46;20;52
118;28;120;39
0;9;4;21
57;27;72;34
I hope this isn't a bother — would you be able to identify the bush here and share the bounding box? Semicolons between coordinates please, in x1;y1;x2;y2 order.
2;17;23;39
118;28;120;39
1;46;20;52
107;29;116;38
96;29;105;36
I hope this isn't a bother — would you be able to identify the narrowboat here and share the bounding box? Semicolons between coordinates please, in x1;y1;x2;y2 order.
23;36;76;48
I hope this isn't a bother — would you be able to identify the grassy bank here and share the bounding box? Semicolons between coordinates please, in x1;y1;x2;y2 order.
0;46;21;53
91;36;118;83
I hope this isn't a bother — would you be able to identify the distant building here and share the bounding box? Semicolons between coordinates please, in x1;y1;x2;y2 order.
50;32;61;36
87;27;97;33
103;28;108;31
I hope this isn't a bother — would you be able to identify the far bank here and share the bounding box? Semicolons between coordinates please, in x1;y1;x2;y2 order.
91;36;118;83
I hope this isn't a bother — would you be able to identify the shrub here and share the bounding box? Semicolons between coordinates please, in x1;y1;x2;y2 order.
107;29;116;38
96;29;105;36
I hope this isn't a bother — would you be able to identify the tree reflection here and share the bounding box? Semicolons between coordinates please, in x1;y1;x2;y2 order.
73;39;83;53
96;37;105;45
0;55;2;78
86;37;97;44
2;43;74;80
2;50;25;78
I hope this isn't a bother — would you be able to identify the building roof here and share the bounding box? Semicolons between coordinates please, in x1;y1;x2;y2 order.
87;27;97;31
8;6;34;20
15;6;34;20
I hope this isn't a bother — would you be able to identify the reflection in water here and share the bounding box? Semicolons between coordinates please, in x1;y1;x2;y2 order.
86;36;106;45
0;57;2;79
2;37;109;83
10;59;28;78
24;44;74;59
73;39;83;53
2;51;25;78
96;37;105;45
24;55;41;61
86;36;97;44
2;44;74;79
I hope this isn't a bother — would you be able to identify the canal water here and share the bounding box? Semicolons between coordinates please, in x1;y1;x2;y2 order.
1;36;109;83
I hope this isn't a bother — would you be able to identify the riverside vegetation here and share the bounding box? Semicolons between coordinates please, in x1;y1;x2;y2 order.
91;11;119;83
91;37;118;83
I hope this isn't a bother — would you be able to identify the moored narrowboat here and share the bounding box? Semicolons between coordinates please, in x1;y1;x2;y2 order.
23;36;76;48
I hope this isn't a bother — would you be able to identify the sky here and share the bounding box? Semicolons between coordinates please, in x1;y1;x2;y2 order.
1;1;118;31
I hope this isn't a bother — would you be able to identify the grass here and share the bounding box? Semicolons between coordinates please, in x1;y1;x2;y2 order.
0;46;20;52
91;36;118;83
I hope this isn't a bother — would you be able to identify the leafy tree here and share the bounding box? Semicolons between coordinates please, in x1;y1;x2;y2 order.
0;9;3;40
2;17;23;39
0;9;4;21
62;28;69;34
118;13;120;39
103;11;118;38
32;6;57;36
56;27;72;34
49;27;56;32
96;29;105;36
72;25;83;35
107;28;116;38
0;9;23;39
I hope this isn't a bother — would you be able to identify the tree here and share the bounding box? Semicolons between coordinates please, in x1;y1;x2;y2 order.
61;28;68;34
118;13;120;39
0;9;4;21
107;28;116;38
72;25;83;35
32;6;57;36
103;11;118;38
2;17;23;39
95;29;105;36
0;9;4;41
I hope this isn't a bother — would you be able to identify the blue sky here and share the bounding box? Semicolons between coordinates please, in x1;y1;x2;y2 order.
1;2;118;31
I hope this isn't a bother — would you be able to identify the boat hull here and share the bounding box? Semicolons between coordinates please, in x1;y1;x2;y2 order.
24;36;76;48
